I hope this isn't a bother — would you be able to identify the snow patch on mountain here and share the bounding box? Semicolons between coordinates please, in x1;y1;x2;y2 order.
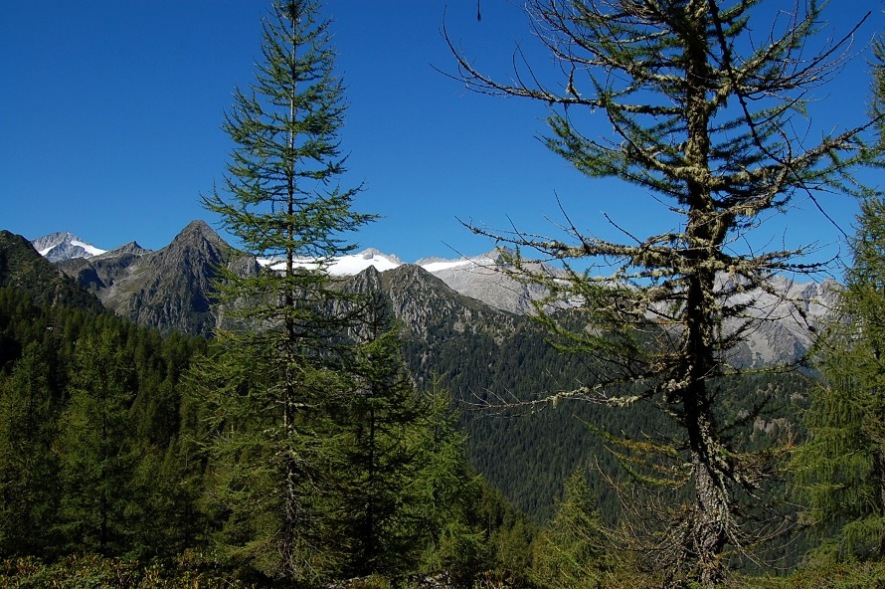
31;232;107;262
259;248;404;276
258;249;504;277
70;239;105;257
329;249;402;275
419;258;480;273
418;250;505;269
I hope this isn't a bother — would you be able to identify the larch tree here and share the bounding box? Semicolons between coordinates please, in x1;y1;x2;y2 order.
56;329;137;556
326;273;435;578
530;467;611;589
447;1;882;585
0;342;60;556
200;0;374;581
791;195;885;562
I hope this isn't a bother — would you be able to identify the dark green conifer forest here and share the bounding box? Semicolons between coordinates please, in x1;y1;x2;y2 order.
5;1;885;588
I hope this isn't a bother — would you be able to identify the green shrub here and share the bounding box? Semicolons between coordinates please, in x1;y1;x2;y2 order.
0;552;260;589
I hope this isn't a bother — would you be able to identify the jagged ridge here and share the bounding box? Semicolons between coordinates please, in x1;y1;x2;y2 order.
33;221;835;365
55;221;256;337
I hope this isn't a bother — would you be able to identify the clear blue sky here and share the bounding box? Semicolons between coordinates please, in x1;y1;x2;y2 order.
1;1;883;269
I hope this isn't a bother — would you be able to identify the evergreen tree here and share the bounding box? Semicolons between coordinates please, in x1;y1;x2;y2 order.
791;196;885;561
200;0;374;581
530;468;610;589
126;333;209;558
56;329;137;555
411;390;497;583
447;1;883;585
0;343;61;556
327;288;432;578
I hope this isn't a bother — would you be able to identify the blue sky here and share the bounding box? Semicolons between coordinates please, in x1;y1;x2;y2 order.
2;1;883;269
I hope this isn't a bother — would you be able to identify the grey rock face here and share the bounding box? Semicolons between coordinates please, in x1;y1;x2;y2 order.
54;221;256;337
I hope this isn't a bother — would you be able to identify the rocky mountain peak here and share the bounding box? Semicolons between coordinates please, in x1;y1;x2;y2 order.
349;264;384;291
102;221;240;337
42;221;242;337
370;264;517;339
170;220;226;249
158;221;228;265
95;241;149;258
31;231;106;262
30;231;74;250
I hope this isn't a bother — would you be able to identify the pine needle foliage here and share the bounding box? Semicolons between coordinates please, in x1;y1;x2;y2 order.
56;330;139;556
446;1;884;585
792;196;885;563
530;467;611;589
0;343;60;557
325;288;435;579
198;0;374;582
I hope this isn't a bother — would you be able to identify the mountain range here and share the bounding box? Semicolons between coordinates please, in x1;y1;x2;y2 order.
29;221;837;367
0;222;827;517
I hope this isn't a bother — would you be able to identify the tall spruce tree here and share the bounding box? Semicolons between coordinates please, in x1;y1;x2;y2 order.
791;196;885;562
447;1;883;585
0;343;60;556
530;468;610;589
200;0;374;581
327;283;432;578
56;329;137;555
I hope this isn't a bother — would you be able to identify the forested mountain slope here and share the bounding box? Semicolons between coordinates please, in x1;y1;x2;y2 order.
0;233;530;585
0;230;104;312
14;223;817;520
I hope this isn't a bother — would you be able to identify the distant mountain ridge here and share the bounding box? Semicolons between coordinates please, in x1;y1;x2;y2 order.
0;230;104;311
33;227;549;314
31;221;835;366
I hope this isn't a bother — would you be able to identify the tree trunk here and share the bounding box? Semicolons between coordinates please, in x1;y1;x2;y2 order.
678;4;731;584
680;268;730;586
690;415;730;586
281;4;301;578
